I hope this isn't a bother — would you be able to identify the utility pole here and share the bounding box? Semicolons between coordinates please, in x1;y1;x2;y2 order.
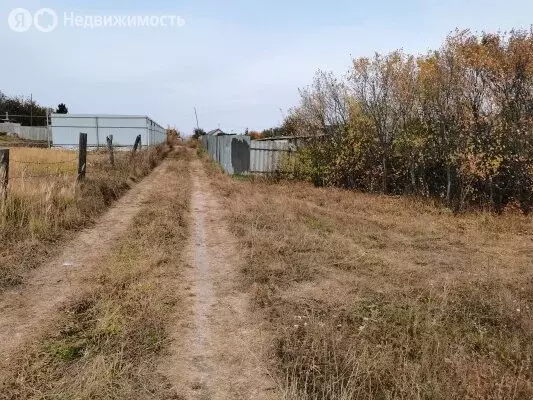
194;107;200;130
30;93;33;126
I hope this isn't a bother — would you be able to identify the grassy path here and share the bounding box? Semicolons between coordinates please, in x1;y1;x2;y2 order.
161;158;278;399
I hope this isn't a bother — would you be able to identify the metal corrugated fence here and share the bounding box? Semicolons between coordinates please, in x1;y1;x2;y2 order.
250;140;293;174
19;126;50;141
0;123;51;141
202;135;295;175
51;114;166;148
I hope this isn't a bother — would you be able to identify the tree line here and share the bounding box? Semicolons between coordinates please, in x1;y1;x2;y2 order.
0;91;68;126
284;29;533;212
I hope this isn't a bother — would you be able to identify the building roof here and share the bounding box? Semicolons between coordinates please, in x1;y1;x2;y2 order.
50;113;165;130
206;128;228;136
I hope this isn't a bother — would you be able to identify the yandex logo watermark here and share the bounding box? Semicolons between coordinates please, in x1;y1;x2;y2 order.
8;8;58;32
8;8;186;32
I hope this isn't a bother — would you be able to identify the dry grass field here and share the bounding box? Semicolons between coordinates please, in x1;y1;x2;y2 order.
0;145;166;288
2;145;533;399
203;155;533;399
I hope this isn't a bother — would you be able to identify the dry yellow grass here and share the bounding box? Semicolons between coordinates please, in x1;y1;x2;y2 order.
203;152;533;399
0;149;191;399
10;146;78;166
0;134;46;148
4;145;533;399
0;145;167;288
7;148;82;210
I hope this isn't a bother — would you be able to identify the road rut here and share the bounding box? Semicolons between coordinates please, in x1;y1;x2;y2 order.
163;159;278;399
0;160;171;367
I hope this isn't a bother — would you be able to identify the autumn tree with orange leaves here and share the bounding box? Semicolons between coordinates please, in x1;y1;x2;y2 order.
288;29;533;212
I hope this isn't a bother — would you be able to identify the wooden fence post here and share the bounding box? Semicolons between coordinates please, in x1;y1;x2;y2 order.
46;109;51;148
106;135;115;167
0;149;9;200
78;133;87;181
132;135;142;155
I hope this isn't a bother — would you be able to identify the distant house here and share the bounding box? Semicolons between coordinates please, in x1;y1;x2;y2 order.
207;128;232;136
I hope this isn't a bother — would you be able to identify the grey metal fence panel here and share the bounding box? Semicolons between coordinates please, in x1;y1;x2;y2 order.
200;135;292;175
19;126;50;141
207;135;217;160
250;139;292;173
217;136;222;163
231;136;251;174
219;136;228;172
0;123;50;141
211;135;234;174
0;122;21;136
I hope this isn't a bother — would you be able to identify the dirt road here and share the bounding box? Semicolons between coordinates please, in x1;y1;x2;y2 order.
0;160;171;367
1;153;278;399
162;159;278;399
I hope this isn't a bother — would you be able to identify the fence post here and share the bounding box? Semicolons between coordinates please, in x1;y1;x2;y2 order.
46;109;51;148
95;117;100;150
106;135;115;167
0;149;8;200
78;133;87;181
132;135;142;155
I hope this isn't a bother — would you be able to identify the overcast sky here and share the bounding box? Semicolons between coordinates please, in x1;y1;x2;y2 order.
2;0;533;134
